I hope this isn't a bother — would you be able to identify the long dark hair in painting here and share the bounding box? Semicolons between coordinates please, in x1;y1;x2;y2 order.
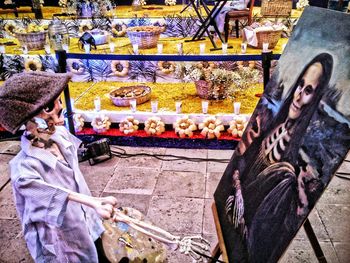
219;53;334;262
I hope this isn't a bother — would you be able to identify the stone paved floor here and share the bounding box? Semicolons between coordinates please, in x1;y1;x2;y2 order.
0;140;349;263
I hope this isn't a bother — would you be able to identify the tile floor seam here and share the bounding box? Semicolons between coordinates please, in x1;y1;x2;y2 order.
315;206;341;263
100;163;120;197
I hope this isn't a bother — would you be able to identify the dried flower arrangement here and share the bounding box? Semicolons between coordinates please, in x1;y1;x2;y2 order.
59;0;113;17
198;116;225;139
119;116;139;134
144;117;165;135
73;113;85;132
173;116;197;138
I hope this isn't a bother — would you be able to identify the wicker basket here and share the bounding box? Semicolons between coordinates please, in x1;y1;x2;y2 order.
109;85;151;107
255;29;282;49
261;0;292;17
126;26;162;49
15;31;47;50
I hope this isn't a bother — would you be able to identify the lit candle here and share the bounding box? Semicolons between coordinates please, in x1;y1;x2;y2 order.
94;96;101;111
175;101;182;114
262;42;269;52
177;43;183;55
0;45;5;54
233;102;241;115
22;45;28;55
132;44;139;55
241;42;247;54
109;42;115;53
222;43;228;55
130;99;137;112
151;100;158;113
84;43;91;54
62;44;69;52
199;43;206;55
281;43;287;52
202;100;209;114
157;43;163;54
44;44;51;55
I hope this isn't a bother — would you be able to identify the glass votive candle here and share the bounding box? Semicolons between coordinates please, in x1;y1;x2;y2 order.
202;100;209;114
262;42;269;52
151;100;158;113
44;44;51;54
130;99;137;112
22;45;28;55
175;101;182;114
70;98;75;112
62;44;69;52
132;44;139;55
84;43;91;54
177;43;183;55
0;45;5;54
157;43;163;54
281;43;287;52
109;42;115;53
94;96;101;111
233;102;241;115
222;43;228;55
199;43;206;55
241;42;247;54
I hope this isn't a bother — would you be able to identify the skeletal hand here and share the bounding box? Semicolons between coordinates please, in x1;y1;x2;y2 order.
92;196;118;219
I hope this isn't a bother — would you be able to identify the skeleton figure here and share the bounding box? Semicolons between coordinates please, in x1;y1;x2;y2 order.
224;53;333;262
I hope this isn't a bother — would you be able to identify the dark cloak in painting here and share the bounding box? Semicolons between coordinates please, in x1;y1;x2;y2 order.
214;7;350;263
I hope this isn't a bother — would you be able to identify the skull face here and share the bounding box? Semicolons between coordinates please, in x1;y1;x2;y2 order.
27;97;64;137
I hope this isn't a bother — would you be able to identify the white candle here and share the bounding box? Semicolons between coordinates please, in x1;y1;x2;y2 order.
281;43;287;52
84;43;91;54
109;42;115;53
177;43;183;55
233;102;241;115
94;97;101;111
44;44;51;55
22;45;28;55
151;100;158;113
175;101;182;114
70;98;75;112
130;99;137;112
262;42;269;52
132;44;139;55
62;44;69;52
222;43;228;55
202;100;209;114
157;43;163;54
199;43;206;55
241;42;247;54
0;45;5;54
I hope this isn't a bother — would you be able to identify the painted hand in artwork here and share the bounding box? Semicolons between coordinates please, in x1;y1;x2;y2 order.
225;170;245;231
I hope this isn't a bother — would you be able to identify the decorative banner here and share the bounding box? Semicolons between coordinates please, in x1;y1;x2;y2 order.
214;7;350;263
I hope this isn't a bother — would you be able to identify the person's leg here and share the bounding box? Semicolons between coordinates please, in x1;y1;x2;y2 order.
94;237;111;263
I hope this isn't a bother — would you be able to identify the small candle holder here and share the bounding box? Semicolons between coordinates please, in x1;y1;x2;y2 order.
222;43;228;55
177;43;183;55
241;42;247;54
94;96;101;111
157;43;163;54
201;100;209;114
70;98;75;112
151;100;158;113
199;43;206;55
281;43;287;52
62;44;69;53
44;44;51;55
233;102;241;115
175;101;182;114
130;99;137;112
132;44;139;55
262;42;269;53
0;45;5;54
84;43;91;54
109;42;115;53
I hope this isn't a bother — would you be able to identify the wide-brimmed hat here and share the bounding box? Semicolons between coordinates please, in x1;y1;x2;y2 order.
0;71;71;134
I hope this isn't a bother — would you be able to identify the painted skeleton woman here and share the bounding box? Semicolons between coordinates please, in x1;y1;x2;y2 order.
220;53;333;262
